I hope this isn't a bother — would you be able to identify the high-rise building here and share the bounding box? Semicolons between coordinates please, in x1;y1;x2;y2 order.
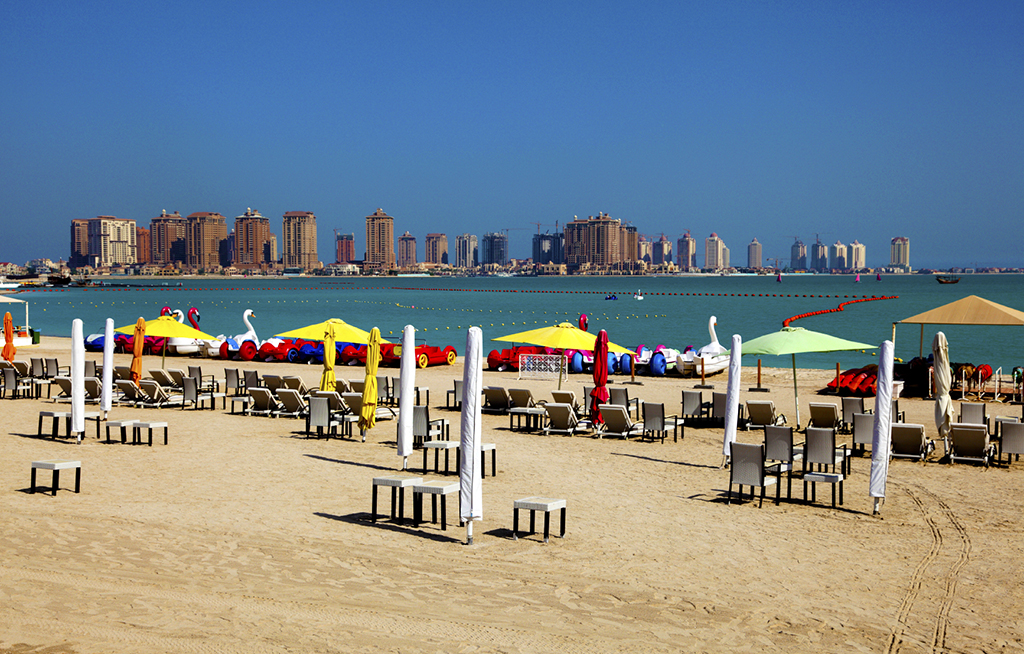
364;208;395;272
70;219;90;268
532;231;563;265
136;226;151;264
637;236;652;263
481;232;508;266
88;216;137;267
425;233;448;265
587;213;620;268
620;224;638;267
455;234;478;268
266;234;278;264
747;238;762;269
677;231;697;270
848;240;866;269
335;233;355;264
234;208;271;269
186;212;228;270
790;239;807;270
810;240;828;272
704;233;726;270
282;211;318;271
150;211;187;266
829;241;848;270
397;231;417;268
890;237;910;271
652;235;672;265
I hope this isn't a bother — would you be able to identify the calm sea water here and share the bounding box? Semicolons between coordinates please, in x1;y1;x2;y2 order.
13;273;1024;372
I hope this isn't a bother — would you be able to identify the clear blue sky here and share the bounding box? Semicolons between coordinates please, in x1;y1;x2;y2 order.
2;1;1021;269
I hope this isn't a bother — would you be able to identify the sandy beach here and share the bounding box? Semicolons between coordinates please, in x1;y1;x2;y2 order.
2;338;1022;653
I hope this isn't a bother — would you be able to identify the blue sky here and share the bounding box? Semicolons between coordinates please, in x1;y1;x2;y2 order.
2;1;1021;269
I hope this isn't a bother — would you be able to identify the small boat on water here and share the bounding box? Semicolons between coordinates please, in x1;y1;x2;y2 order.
854;274;861;283
936;274;961;284
876;273;882;281
634;289;644;300
605;294;618;300
776;273;782;282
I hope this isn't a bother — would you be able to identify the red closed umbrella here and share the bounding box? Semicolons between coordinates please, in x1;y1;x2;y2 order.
589;329;610;425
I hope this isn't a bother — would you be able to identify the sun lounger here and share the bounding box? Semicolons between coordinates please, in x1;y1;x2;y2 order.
83;377;103;404
808;403;841;430
249;387;282;417
597;404;644;440
50;376;73;403
543;403;590;437
275;388;309;418
609;387;641;421
550;390;581;415
149;369;178;389
949;422;994;466
745;400;785;430
342;392;396;421
139;379;184;408
115;380;146;406
890;423;934;461
482;387;512;414
282;376;310;397
509;388;546;431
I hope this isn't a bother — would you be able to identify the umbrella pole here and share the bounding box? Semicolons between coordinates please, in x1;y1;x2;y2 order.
919;324;924;358
792;354;801;429
466;519;474;545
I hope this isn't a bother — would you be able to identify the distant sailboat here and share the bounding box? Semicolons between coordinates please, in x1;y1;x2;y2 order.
776;273;782;282
876;272;882;281
854;274;861;283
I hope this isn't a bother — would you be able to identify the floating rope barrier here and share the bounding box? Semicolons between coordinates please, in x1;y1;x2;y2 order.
782;295;899;327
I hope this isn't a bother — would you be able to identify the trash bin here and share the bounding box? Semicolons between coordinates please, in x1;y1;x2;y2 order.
31;329;40;344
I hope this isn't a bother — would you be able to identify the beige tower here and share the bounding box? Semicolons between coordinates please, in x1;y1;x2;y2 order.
282;211;318;270
365;208;396;271
186;212;228;270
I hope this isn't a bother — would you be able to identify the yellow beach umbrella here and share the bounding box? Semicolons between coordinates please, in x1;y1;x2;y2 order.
116;315;217;368
2;312;15;362
493;322;631;353
358;327;382;435
319;321;337;392
275;318;389;345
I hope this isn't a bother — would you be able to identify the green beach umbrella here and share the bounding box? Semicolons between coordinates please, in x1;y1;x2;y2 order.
738;326;874;428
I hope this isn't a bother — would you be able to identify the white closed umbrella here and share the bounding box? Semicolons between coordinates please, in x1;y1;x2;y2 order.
460;326;484;545
932;331;954;455
869;340;894;515
397;325;416;468
71;319;85;443
101;318;114;418
722;334;742;466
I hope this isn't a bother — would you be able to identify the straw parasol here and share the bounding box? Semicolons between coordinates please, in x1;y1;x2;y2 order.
896;295;1024;356
589;330;610;425
494;322;630;353
319;322;337;392
2;312;14;361
358;327;382;438
740;326;873;428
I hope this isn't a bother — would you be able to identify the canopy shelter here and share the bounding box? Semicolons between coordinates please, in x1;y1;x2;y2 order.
275;318;389;345
117;315;217;368
493;322;631;354
739;326;874;428
0;295;29;335
894;295;1024;357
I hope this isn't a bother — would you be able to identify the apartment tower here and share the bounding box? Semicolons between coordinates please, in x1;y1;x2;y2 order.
848;240;866;269
150;211;187;266
424;233;448;265
335;233;355;264
69;219;90;268
234;208;271;269
677;232;697;270
890;237;910;271
397;231;417;269
829;241;848;270
88;216;137;267
281;211;318;270
704;233;726;270
455;234;477;268
790;239;807;270
747;238;762;269
364;208;395;272
186;212;228;270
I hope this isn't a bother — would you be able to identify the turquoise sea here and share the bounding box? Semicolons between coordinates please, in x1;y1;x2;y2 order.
12;274;1024;372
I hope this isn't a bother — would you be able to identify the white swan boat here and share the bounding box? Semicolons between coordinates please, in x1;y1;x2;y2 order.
676;316;730;376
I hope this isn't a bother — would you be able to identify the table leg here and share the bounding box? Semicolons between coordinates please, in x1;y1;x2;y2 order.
544;511;550;542
163;426;168;445
30;467;36;494
397;487;405;524
440;494;447;531
75;467;81;493
37;414;43;437
512;507;519;540
413;491;422;526
560;507;566;537
481;450;486;478
529;509;535;534
390;487;397;520
372;484;378;523
422;448;428;474
52;469;59;496
148;428;153;447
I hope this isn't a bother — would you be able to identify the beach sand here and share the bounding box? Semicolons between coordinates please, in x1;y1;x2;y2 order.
2;338;1022;653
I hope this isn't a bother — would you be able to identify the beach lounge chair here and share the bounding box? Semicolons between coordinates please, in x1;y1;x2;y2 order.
597;404;644;440
802;427;846;508
83;377;103;404
958;402;989;433
764;425;803;499
446;379;463;410
550;390;582;415
999;421;1024;466
275;388;309;419
3;366;32;399
412;405;449;446
282;376;310;397
114;365;132;381
681;390;707;423
841;397;871;433
852;412;874;456
808;403;841;430
482;387;512;414
890;423;933;461
609;387;641;421
309;391;358;436
167;369;187;388
641;402;683;443
84;360;97;379
342;392;396;421
349;379;365;394
12;360;30;377
50;376;73;403
949;422;994;466
745;400;785;430
150;369;178;389
509;388;546;431
334;378;352;394
139;379;183;408
543;403;590;437
115;380;146;406
249;387;283;417
727;442;779;507
307;396;343;438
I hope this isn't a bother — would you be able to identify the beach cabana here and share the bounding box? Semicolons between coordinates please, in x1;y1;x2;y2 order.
894;295;1024;357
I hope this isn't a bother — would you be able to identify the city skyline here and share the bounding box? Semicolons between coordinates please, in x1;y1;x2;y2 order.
2;4;1021;269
